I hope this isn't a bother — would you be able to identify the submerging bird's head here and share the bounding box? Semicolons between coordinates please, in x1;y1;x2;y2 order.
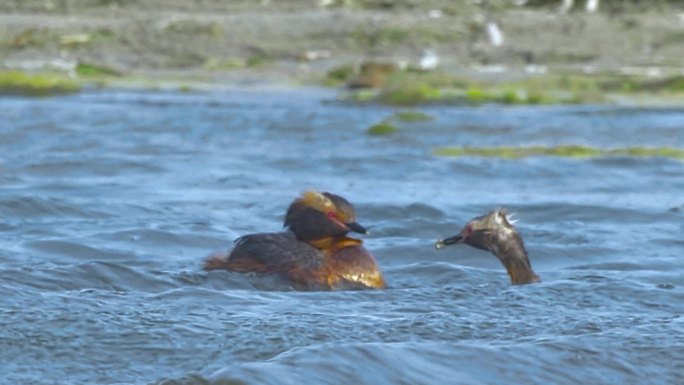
435;209;539;285
435;209;519;253
285;190;368;241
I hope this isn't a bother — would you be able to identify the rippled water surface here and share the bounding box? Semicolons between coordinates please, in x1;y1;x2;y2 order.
1;88;683;385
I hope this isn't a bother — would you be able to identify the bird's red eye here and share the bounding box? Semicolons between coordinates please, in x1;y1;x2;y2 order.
465;224;473;235
326;211;337;219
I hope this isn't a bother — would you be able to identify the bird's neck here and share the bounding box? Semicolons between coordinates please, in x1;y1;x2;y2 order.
491;233;540;285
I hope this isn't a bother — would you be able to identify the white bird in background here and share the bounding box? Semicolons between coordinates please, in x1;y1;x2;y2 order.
585;0;599;12
559;0;599;13
486;21;504;47
419;49;440;71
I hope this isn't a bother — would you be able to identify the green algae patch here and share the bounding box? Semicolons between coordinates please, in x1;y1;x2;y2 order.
341;88;379;102
613;147;684;159
366;121;399;136
365;110;431;136
246;56;267;68
464;87;488;104
0;71;81;96
378;81;440;105
393;110;432;122
434;146;684;160
339;69;608;106
465;87;528;104
434;146;552;159
548;145;602;158
663;76;684;92
76;63;122;77
626;75;684;93
324;64;356;86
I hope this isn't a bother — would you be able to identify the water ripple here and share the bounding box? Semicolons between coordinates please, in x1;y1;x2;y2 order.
1;90;682;385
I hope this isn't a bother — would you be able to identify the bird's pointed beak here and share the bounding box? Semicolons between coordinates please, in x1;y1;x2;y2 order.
434;234;463;250
346;221;368;235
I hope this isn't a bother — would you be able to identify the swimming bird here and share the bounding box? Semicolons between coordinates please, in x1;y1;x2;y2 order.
435;209;540;285
204;191;386;290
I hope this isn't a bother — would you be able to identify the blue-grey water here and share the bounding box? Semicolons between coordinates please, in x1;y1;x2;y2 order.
1;88;682;385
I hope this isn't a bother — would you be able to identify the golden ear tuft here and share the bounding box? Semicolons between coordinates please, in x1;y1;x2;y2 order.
300;190;335;213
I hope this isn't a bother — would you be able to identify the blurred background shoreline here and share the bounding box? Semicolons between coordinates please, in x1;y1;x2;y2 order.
2;0;684;102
